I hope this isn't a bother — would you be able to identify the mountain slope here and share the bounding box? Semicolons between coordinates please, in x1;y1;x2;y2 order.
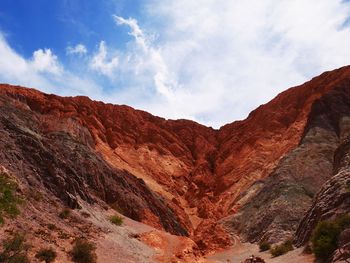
1;66;350;261
295;135;350;262
223;76;350;243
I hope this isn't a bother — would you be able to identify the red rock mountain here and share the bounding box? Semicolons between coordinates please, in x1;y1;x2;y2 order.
1;66;350;261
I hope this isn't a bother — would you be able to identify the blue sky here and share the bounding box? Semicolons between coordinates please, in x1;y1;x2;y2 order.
0;1;141;56
1;0;350;128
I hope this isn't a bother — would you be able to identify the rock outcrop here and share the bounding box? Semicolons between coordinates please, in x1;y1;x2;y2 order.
294;136;350;261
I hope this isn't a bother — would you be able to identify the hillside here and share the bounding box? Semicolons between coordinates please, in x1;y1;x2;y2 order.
1;66;350;262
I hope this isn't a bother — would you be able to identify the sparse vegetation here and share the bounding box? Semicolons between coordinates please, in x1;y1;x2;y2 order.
335;214;350;229
311;214;350;261
0;233;30;263
35;248;57;263
270;239;294;257
58;208;71;219
70;239;97;263
259;241;271;252
0;173;22;225
109;215;123;226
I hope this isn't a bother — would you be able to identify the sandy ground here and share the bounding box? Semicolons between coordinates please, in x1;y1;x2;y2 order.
82;202;205;263
207;237;315;263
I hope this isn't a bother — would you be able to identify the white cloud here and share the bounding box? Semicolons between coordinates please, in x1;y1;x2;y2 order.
0;34;52;90
66;44;87;55
114;16;148;51
89;41;119;78
0;33;102;97
2;1;350;128
113;15;177;99
130;0;350;127
31;48;62;75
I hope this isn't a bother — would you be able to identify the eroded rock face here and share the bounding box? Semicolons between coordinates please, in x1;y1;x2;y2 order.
0;93;188;236
333;229;350;262
214;67;350;219
1;66;350;252
295;138;350;247
224;81;350;243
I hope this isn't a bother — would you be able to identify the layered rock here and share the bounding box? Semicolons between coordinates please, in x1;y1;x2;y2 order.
294;137;350;261
223;77;350;243
1;65;350;253
0;92;188;236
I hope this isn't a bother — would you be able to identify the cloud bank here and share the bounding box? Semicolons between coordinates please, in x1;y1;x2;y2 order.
139;0;350;126
0;34;101;97
1;0;350;127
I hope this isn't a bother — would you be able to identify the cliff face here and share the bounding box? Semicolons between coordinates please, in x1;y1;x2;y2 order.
294;136;350;262
224;76;350;243
1;66;350;254
0;91;188;236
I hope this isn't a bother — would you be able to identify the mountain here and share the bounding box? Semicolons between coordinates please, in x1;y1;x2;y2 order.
0;66;350;262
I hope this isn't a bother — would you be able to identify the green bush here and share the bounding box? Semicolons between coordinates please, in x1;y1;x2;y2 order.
259;241;271;252
335;214;350;230
70;239;96;263
0;233;30;263
0;173;22;224
270;239;294;257
59;208;71;219
311;214;350;261
109;215;123;226
35;248;57;263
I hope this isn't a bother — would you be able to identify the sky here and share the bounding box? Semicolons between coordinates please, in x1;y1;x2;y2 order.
1;1;350;128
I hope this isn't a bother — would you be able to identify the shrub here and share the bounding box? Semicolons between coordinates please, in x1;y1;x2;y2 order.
70;239;96;263
335;214;350;230
270;239;294;257
312;220;341;260
109;215;123;226
0;173;22;224
311;215;350;261
59;208;71;219
0;233;30;263
259;241;271;252
35;248;57;263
